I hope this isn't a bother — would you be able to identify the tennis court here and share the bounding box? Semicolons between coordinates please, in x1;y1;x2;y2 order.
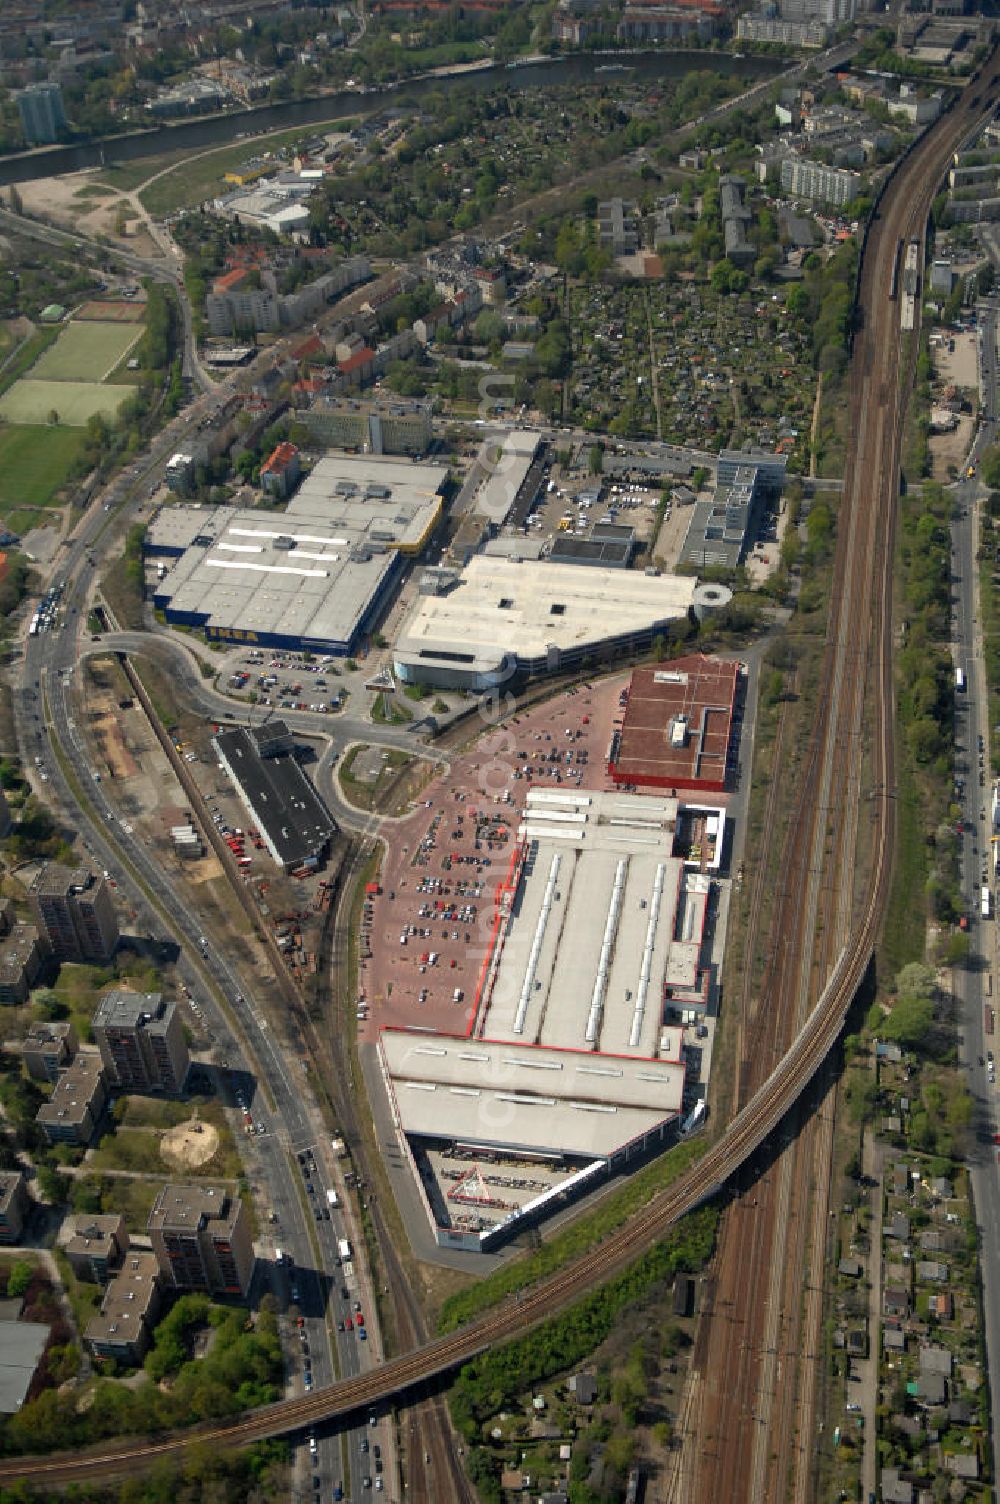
31;320;143;383
0;379;133;426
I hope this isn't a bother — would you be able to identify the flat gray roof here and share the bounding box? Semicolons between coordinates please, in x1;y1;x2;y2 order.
0;1321;49;1413
501;790;688;1059
149;457;446;649
394;556;697;675
148;1183;239;1235
380;1032;683;1160
152;506;396;648
473;430;542;524
92;989;163;1030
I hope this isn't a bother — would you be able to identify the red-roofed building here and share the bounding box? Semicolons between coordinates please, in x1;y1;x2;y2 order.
291;377;325;404
212;267;253;295
260;441;300;499
337;345;375;388
608;655;740;793
291;333;325;364
223;246;271;272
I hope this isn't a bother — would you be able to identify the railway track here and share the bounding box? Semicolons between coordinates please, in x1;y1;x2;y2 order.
685;58;991;1504
3;57;998;1493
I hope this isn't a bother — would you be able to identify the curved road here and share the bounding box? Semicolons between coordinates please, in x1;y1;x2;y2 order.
4;55;999;1487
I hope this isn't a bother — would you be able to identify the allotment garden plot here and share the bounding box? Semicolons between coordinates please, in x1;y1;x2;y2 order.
568;280;815;462
0;316;141;427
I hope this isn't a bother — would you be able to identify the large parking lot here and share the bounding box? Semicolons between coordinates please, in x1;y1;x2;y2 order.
357;673;635;1040
223;649;349;716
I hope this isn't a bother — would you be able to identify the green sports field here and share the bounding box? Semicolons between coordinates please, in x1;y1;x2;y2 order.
31;320;143;383
0;378;132;426
0;423;84;529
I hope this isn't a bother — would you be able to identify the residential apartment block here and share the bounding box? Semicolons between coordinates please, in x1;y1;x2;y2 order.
29;864;119;964
65;1214;128;1283
35;1051;109;1146
0;922;48;1006
0;1171;29;1245
260;441;301;499
736;14;829;45
84;1251;162;1365
17;82;65;144
206;256;370;337
148;1185;255;1297
22;1019;78;1083
304;395;433;456
92;990;189;1094
779;155;862;207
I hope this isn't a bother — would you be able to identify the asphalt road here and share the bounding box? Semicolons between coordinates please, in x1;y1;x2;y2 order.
18;485;380;1500
953;295;1000;1465
84;628;446;836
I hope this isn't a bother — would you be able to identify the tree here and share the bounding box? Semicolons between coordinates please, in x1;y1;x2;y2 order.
936;931;970;967
473;309;504;347
881;994;934;1047
895;962;936;999
7;1259;33;1297
36;1166;70;1204
33;989;68;1021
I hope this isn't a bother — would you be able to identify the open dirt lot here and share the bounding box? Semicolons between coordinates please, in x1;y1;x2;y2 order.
929;413;975;481
16;172;164;260
91;705;138;781
929;328;977;481
934;327;978;391
75;300;146;324
161;1119;220;1171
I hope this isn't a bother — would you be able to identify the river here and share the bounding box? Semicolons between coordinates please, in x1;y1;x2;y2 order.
0;50;783;187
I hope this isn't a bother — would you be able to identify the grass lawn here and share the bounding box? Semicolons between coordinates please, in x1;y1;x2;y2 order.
371;691;412;725
0;423;83;514
0;379;132;426
0;326;60;400
73;1173;162;1229
91;1118;242;1179
48;962;116;1041
137;120;353;216
33;321;144;384
121;1095;220;1130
